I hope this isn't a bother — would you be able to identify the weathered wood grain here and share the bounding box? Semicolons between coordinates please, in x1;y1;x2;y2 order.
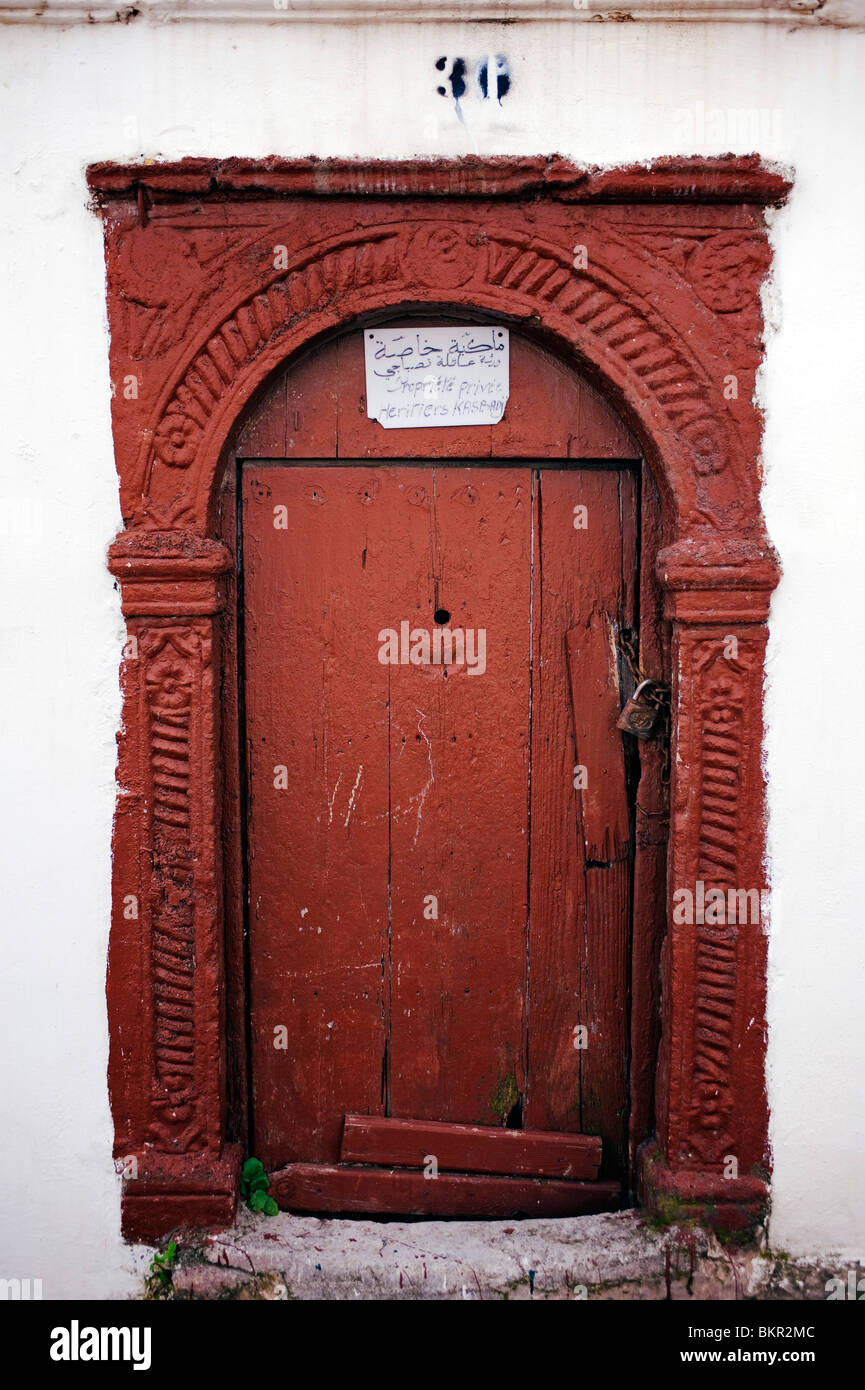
242;466;394;1166
270;1163;620;1217
340;1113;601;1178
387;468;532;1127
524;468;633;1156
234;324;640;462
241;356;641;1202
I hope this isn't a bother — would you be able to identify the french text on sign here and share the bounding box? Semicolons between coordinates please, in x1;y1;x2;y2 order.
364;326;510;429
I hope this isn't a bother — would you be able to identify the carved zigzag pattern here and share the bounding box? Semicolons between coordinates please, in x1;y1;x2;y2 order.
150;702;195;1107
689;707;741;1163
162;232;402;448
143;635;202;1151
485;236;725;469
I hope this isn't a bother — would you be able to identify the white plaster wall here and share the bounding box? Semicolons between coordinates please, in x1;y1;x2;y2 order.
0;15;863;1296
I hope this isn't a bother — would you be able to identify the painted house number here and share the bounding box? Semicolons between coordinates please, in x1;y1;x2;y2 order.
435;55;511;111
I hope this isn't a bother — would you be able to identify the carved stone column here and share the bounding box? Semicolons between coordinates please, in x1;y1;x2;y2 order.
640;538;780;1230
108;531;240;1241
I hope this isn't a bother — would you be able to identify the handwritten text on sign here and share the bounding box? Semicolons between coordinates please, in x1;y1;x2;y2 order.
364;326;509;429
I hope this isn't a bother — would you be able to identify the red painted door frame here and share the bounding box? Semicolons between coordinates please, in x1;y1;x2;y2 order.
90;156;786;1242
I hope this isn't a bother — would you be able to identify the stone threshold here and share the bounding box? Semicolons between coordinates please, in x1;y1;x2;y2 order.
133;1208;856;1301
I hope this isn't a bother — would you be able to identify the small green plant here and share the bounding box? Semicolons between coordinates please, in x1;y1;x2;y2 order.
146;1240;178;1298
241;1157;279;1216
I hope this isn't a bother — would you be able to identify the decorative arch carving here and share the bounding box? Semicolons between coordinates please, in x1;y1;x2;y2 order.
116;217;759;536
89;156;787;1241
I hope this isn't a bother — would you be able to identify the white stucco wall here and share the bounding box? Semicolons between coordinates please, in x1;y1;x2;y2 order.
1;12;863;1297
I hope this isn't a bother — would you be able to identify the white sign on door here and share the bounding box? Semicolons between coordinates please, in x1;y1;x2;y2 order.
364;326;509;429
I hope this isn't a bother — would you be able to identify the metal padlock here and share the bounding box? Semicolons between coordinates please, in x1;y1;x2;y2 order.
617;678;663;740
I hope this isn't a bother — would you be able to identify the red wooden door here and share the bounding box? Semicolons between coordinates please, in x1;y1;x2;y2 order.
237;326;642;1217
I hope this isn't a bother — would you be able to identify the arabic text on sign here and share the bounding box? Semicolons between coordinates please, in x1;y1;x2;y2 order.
363;326;510;429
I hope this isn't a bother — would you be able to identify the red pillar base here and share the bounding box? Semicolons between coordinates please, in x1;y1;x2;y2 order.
638;1146;768;1235
120;1145;242;1244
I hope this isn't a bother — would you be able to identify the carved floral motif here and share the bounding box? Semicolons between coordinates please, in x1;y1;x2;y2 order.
154;411;201;468
616;226;771;315
408;224;479;287
688;232;771;314
112;227;207;360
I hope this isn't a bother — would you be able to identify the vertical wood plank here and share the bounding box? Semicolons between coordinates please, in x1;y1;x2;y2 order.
388;468;532;1126
582;861;631;1175
628;464;669;1167
572;471;637;1176
523;470;585;1133
526;469;633;1174
242;466;395;1167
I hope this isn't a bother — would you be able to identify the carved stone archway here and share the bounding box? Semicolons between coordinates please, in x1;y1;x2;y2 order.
88;156;787;1241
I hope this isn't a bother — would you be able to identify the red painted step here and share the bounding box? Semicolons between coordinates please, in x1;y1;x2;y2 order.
270;1163;620;1218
